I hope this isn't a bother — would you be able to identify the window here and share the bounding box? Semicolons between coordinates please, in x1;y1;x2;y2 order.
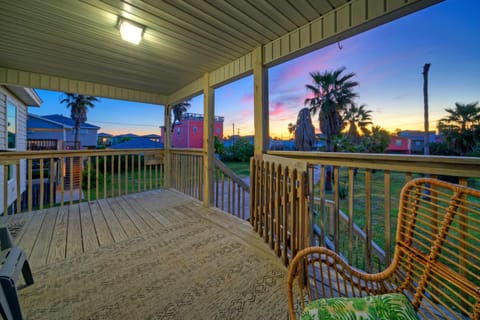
193;127;198;133
216;128;220;134
7;101;17;149
177;127;181;135
395;139;402;146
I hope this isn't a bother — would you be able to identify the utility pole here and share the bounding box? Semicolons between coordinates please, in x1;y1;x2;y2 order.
423;63;431;155
232;122;235;143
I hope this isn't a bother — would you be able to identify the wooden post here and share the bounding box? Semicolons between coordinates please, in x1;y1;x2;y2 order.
164;104;172;188
253;46;269;157
203;72;214;207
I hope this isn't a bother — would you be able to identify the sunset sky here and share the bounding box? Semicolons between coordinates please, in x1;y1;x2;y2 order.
34;0;480;139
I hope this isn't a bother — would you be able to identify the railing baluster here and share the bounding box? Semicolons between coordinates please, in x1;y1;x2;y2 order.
60;157;65;207
365;168;372;273
125;154;128;195
118;155;121;196
87;156;91;202
50;157;54;208
348;167;354;264
333;166;340;253
16;161;21;213
28;159;33;211
384;170;391;264
95;156;99;200
39;158;44;209
69;157;74;205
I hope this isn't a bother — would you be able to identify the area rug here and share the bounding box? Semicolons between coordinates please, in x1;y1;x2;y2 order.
19;208;289;319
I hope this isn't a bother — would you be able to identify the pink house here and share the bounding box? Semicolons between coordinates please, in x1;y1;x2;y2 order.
160;113;224;148
386;136;411;154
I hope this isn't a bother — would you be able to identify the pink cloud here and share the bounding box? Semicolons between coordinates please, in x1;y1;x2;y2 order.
269;102;287;117
239;93;254;105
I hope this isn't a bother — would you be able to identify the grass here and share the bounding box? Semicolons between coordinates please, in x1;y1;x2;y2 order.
83;168;164;201
223;161;250;178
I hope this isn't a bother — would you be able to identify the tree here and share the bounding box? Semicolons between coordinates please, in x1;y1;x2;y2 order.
343;103;372;143
287;122;296;139
171;100;191;132
304;67;358;190
437;102;480;155
361;126;391;153
294;108;316;151
305;67;358;152
60;93;98;149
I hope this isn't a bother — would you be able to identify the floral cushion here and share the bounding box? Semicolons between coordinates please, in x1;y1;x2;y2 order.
301;293;419;320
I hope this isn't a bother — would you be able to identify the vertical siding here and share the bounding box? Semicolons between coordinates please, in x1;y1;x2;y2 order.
0;86;29;212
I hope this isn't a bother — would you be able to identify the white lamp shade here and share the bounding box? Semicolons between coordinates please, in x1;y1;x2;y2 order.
119;19;143;45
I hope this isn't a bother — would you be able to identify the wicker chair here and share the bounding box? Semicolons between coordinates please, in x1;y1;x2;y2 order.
287;178;480;320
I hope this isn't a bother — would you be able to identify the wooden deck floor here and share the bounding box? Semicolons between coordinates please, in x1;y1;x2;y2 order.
1;189;254;269
4;189;289;319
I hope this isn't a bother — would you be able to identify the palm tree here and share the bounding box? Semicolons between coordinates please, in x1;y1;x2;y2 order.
304;67;358;152
438;102;480;154
287;122;296;139
171;100;191;132
294;108;316;151
60;93;98;149
343;103;372;143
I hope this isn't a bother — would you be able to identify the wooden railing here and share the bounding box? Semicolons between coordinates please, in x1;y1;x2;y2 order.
250;154;311;266
268;151;480;272
0;149;165;215
213;158;249;220
169;149;203;201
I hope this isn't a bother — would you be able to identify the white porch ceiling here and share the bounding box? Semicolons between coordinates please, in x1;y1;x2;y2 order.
0;0;442;104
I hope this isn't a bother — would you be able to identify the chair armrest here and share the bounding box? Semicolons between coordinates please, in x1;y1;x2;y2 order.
0;227;14;251
288;246;399;319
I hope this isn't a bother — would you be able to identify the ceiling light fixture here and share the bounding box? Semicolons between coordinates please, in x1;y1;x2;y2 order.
118;17;144;45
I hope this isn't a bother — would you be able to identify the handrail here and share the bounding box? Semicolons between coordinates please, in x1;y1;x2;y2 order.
268;151;480;177
213;158;249;220
214;158;249;191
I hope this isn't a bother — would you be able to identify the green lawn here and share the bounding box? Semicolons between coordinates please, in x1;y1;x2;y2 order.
223;161;250;178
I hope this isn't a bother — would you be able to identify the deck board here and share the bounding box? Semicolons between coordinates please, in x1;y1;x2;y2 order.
97;199;128;242
17;210;46;259
79;202;99;253
28;208;57;268
88;201;114;247
67;205;83;258
106;198;139;238
47;206;68;263
0;189;260;270
115;196;152;233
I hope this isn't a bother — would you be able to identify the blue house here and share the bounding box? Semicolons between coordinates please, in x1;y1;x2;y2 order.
27;114;100;149
109;137;164;149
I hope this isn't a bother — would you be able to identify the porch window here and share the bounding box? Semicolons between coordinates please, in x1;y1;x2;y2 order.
7;101;17;149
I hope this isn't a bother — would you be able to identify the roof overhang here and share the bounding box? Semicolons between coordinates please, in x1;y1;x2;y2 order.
4;85;42;107
0;0;444;105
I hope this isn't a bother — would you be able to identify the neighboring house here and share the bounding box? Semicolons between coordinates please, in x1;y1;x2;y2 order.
398;130;438;154
1;85;42;213
27;114;100;149
160;113;224;148
109;137;164;149
111;133;139;145
98;132;113;147
386;136;411;154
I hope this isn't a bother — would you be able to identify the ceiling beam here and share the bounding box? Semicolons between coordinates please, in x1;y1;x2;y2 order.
0;68;167;105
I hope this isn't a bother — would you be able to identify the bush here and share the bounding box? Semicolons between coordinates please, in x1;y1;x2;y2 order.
82;168;103;190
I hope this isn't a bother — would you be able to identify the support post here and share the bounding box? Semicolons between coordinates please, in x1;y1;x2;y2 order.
253;46;269;157
203;73;214;207
164;104;172;188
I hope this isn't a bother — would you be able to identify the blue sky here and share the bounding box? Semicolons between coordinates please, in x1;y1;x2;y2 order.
33;0;480;138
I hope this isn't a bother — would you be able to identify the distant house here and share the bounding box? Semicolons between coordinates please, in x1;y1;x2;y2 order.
1;85;42;213
27;114;100;149
111;133;139;145
97;132;113;147
386;136;411;154
109;137;164;149
398;130;439;154
160;113;223;148
223;135;254;148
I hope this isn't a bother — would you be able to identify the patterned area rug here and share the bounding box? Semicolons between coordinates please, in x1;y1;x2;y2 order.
19;209;289;319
